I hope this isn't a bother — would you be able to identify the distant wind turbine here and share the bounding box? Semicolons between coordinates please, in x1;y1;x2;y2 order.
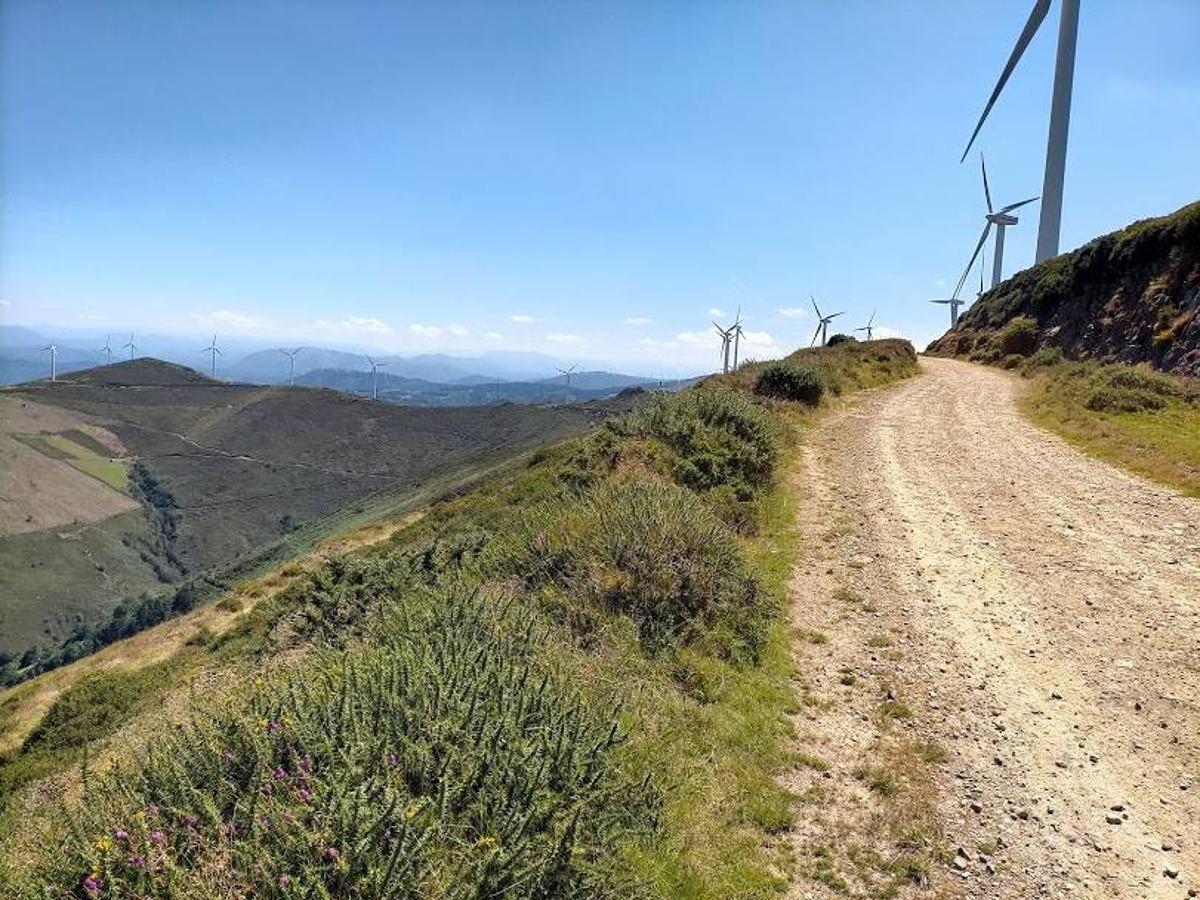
42;341;58;382
968;155;1039;292
854;311;877;340
123;332;138;360
280;347;301;386
100;334;114;365
556;363;579;389
930;291;966;327
366;355;387;400
961;0;1078;263
712;309;742;373
201;334;222;378
809;296;844;347
730;307;744;370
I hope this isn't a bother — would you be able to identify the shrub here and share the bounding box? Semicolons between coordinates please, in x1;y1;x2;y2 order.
825;333;855;347
30;592;660;898
490;478;770;663
1023;345;1065;371
995;316;1038;356
753;363;825;405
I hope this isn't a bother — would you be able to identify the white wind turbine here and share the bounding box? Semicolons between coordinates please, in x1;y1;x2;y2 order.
42;341;58;381
556;363;579;389
961;0;1079;263
279;348;301;386
201;334;222;378
930;289;966;328
965;155;1039;292
854;311;877;340
809;296;844;347
366;355;387;400
123;332;138;360
100;334;115;365
711;320;733;373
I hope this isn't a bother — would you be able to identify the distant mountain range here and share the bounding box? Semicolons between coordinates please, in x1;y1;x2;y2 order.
1;328;693;404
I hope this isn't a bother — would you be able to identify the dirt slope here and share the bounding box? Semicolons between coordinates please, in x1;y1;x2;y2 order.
784;357;1199;898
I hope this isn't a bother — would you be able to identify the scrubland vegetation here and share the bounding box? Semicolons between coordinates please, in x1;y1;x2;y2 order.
1017;351;1200;496
0;340;917;897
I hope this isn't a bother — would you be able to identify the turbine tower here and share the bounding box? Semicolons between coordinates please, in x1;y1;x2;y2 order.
556;363;579;389
729;307;744;370
279;347;301;386
854;311;877;340
979;155;1039;288
711;320;732;373
961;0;1079;263
123;332;138;360
100;334;114;365
366;355;387;400
201;334;222;378
42;341;58;382
809;296;844;347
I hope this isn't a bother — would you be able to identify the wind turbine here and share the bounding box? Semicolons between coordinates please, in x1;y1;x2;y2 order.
711;320;733;373
979;155;1039;289
123;332;138;360
729;307;744;370
366;355;387;400
556;363;579;389
100;334;115;365
961;0;1079;263
201;334;222;378
42;341;58;381
930;290;966;328
854;311;877;340
279;348;301;386
809;296;844;347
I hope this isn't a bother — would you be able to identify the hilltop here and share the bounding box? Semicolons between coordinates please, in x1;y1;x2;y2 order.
1;359;628;678
928;199;1200;375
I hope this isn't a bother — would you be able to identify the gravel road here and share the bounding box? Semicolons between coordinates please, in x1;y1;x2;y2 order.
784;357;1199;899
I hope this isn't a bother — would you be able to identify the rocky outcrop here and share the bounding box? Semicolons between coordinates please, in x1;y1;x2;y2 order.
928;200;1200;375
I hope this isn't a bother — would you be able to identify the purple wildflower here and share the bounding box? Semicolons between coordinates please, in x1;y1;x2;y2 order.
277;874;291;887
127;853;146;870
149;830;166;846
113;827;128;843
273;766;288;780
323;846;340;862
221;748;235;763
267;720;281;734
82;875;102;896
296;787;312;803
387;753;399;768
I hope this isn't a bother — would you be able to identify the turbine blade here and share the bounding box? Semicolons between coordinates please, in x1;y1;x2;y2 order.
954;222;993;299
981;154;994;213
960;0;1052;162
828;311;845;319
1000;195;1040;213
810;325;821;346
931;299;951;304
810;295;822;319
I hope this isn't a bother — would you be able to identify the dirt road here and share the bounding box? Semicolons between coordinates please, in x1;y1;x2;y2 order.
783;357;1199;899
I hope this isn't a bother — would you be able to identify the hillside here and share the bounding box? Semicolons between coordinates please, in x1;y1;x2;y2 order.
1;359;626;679
928;199;1200;375
0;341;919;898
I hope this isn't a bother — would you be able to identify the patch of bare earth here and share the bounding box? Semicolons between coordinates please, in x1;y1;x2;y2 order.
0;396;135;533
782;357;1199;899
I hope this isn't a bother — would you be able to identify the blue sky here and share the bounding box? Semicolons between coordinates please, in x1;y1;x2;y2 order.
3;0;1198;373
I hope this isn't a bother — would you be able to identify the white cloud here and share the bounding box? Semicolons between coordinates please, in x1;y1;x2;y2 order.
776;307;807;319
873;326;905;340
625;316;652;325
409;323;442;338
544;332;584;346
709;307;726;317
510;314;536;324
484;331;504;341
314;315;394;336
448;323;469;337
676;329;721;347
741;329;777;348
0;300;11;308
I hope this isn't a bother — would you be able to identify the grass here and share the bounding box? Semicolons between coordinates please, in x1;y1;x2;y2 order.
1017;359;1200;496
68;457;130;491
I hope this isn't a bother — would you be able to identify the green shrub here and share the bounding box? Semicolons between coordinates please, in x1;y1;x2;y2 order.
825;333;855;347
753;363;825;405
602;387;778;499
490;478;770;663
1023;345;1065;371
995;316;1038;356
30;592;659;899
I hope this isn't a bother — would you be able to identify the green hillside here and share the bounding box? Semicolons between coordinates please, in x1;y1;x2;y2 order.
0;341;918;898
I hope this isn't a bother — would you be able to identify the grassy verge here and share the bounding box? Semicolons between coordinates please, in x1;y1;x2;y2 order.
1016;353;1200;496
1;340;918;898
